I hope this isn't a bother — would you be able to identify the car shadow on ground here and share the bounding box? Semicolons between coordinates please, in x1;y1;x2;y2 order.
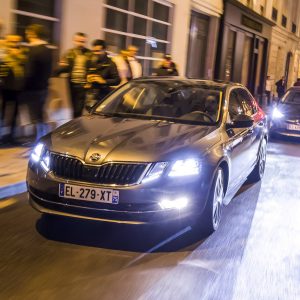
36;181;262;255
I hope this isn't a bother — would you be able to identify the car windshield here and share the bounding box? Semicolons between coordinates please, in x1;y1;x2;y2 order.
282;90;300;104
94;80;224;125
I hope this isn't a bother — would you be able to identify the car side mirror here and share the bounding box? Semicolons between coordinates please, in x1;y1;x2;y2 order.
226;114;254;128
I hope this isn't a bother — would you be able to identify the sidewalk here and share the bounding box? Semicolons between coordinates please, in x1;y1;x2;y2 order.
0;146;30;200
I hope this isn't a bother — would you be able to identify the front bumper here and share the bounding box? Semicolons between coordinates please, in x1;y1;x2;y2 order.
270;120;300;138
27;163;212;225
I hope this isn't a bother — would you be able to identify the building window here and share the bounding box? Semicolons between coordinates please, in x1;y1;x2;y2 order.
13;0;60;45
282;15;287;28
292;23;297;34
272;7;278;22
103;0;173;75
224;30;236;81
260;5;264;15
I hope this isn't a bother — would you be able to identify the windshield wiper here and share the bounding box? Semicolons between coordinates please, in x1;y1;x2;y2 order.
93;112;124;117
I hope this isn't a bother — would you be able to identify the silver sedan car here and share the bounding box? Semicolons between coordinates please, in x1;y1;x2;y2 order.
27;78;268;235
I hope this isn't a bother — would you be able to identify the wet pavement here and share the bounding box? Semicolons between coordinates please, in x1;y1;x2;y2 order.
0;138;299;300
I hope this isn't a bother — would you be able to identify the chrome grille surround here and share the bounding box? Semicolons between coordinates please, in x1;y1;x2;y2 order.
49;153;150;186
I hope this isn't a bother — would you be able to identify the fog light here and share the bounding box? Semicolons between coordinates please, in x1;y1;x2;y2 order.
159;197;188;210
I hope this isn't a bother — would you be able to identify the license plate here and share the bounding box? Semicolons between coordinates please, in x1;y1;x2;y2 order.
287;124;300;131
59;183;119;204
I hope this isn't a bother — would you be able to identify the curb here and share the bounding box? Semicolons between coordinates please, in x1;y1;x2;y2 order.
0;181;27;200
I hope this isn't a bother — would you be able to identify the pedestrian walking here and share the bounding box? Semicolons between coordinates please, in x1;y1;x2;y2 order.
55;32;92;118
275;76;286;100
0;35;26;144
265;75;273;106
112;49;131;85
126;45;142;80
155;54;178;76
113;45;142;84
23;24;52;142
86;39;120;102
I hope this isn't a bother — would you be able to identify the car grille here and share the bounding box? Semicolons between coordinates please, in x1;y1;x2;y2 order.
49;153;148;185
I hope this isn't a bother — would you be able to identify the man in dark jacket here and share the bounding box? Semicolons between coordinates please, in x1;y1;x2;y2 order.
55;32;92;117
86;39;120;101
156;54;178;76
23;24;52;141
275;76;286;100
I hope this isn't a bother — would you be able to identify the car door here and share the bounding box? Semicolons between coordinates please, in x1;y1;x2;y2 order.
225;88;255;184
237;88;265;168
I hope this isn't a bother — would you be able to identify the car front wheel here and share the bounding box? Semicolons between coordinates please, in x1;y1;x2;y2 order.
199;167;225;235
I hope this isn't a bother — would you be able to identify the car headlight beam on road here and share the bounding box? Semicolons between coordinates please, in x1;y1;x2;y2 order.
168;158;200;177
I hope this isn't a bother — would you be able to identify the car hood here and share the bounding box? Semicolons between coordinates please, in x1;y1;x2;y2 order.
47;115;220;163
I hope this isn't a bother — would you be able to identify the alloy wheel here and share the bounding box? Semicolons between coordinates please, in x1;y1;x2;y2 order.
258;140;267;178
212;169;224;230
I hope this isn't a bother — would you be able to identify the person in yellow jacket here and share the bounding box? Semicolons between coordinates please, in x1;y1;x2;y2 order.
0;35;26;144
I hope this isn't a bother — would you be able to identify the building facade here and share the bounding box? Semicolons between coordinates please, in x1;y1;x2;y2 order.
1;0;300;133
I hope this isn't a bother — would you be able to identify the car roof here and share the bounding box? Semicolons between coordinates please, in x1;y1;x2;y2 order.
287;86;300;91
133;76;244;89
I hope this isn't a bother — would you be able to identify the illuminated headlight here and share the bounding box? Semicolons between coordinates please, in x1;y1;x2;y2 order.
142;162;168;183
272;107;284;119
159;197;188;210
30;143;44;162
168;159;200;177
41;152;50;172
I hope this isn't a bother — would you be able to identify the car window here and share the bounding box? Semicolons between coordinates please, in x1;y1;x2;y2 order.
282;91;300;104
228;90;243;119
236;88;256;116
95;81;224;124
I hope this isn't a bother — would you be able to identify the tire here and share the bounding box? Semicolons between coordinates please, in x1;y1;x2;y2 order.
248;138;267;183
199;167;225;236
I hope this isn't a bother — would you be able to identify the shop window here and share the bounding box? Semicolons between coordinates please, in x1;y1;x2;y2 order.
132;17;147;36
272;7;278;22
106;0;129;10
17;0;54;17
224;30;236;81
134;0;148;16
241;35;252;87
105;32;126;53
103;0;173;75
132;38;146;56
282;15;287;28
106;9;128;32
153;2;169;22
14;0;60;46
15;14;54;43
152;23;168;41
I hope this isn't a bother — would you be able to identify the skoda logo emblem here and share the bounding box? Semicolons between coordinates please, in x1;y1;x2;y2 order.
89;153;101;162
